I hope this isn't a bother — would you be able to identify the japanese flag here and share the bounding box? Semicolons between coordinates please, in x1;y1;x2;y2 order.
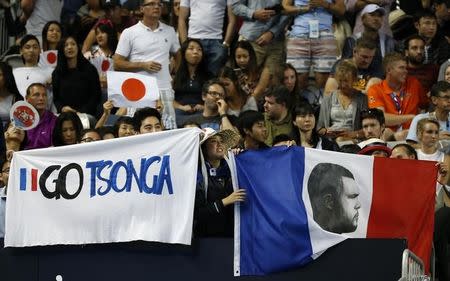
90;56;114;75
107;71;159;108
38;51;58;68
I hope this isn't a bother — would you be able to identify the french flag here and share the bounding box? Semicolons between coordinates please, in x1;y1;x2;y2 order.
230;146;436;276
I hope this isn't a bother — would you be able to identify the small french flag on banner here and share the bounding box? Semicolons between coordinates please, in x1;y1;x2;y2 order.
107;71;160;108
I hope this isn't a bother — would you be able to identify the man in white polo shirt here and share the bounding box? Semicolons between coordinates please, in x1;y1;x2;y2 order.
114;0;180;129
178;0;236;76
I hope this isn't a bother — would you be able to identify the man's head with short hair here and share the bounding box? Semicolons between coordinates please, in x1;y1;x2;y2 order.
413;9;438;40
308;163;361;234
404;35;425;66
263;86;291;120
430;81;450;112
434;0;450;23
383;52;408;84
20;34;41;65
80;128;102;143
25;83;47;114
352;38;377;69
115;116;135;137
133;107;163;134
201;79;226;113
361;108;385;139
238;110;267;145
391;143;418;159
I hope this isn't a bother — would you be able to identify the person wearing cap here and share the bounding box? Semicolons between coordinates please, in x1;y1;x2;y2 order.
404;34;439;93
342;4;396;77
325;38;382;95
347;0;393;37
357;138;391;157
194;128;245;237
407;81;450;143
24;83;57;150
282;0;345;94
367;52;428;140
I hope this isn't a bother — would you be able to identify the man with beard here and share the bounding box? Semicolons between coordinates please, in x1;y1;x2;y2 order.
263;86;293;146
404;35;439;93
325;38;381;95
342;4;396;78
367;52;428;140
308;163;361;234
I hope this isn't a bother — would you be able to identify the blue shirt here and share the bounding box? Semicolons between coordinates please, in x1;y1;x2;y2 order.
289;0;333;36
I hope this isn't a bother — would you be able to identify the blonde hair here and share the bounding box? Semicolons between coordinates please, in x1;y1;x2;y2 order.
335;59;358;80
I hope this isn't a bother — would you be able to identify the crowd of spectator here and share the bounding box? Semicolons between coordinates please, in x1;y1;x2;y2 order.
1;0;450;278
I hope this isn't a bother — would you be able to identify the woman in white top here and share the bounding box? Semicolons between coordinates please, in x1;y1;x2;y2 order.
416;117;450;281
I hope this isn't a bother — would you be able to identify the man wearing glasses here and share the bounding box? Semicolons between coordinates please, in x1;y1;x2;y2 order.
407;81;450;143
114;0;180;129
186;79;235;131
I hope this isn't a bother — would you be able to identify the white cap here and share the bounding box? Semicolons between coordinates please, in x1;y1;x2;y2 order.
361;4;386;17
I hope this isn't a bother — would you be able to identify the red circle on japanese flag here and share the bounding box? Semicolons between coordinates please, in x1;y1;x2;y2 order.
101;60;110;72
47;52;57;64
121;78;146;101
10;101;40;130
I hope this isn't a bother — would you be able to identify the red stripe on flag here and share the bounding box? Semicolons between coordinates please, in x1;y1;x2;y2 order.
367;158;437;272
31;169;38;191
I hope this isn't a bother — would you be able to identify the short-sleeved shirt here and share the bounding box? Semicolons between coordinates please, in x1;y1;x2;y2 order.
264;112;294;146
115;21;180;90
289;0;333;36
180;0;232;39
406;112;450;142
367;77;427;129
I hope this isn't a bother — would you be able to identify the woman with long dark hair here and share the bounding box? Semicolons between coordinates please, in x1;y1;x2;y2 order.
42;21;63;51
293;102;339;151
52;112;83;146
83;19;117;59
52;36;102;118
173;38;211;127
218;67;257;117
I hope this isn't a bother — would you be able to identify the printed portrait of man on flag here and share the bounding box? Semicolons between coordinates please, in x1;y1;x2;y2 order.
307;163;361;234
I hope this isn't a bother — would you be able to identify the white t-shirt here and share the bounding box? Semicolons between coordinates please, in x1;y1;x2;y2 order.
115;21;180;90
406;112;450;142
180;0;231;40
25;0;62;44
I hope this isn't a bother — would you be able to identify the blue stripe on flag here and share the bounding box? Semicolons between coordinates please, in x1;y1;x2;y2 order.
20;168;27;191
236;146;313;275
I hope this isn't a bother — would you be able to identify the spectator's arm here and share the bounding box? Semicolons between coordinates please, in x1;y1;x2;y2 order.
113;54;144;72
328;0;345;18
20;0;36;19
82;29;97;54
377;107;415;127
268;14;290;38
282;0;310;15
178;6;189;44
253;67;270;99
223;5;237;46
324;77;338;96
231;1;255;20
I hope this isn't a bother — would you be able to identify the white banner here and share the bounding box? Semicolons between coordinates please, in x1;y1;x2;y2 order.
5;128;201;247
107;71;160;108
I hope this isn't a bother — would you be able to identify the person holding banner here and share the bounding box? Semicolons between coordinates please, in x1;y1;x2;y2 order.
195;128;245;237
133;107;164;134
114;0;180;129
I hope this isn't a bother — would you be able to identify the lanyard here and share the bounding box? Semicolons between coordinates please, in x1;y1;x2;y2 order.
390;92;405;114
